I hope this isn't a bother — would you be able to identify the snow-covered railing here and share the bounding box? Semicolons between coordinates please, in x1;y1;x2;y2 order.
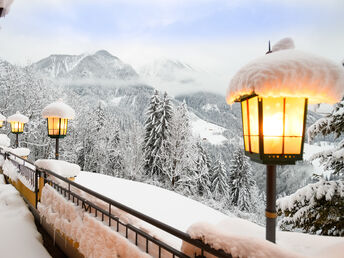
0;148;39;205
38;167;232;258
0;148;232;258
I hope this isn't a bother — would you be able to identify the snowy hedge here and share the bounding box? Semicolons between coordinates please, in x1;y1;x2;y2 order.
277;180;344;236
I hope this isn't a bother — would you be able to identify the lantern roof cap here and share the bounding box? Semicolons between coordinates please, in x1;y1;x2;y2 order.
227;45;344;105
7;111;29;123
42;99;75;119
0;113;5;121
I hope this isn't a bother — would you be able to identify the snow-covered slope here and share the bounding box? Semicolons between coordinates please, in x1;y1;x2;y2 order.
189;112;228;145
32;50;138;81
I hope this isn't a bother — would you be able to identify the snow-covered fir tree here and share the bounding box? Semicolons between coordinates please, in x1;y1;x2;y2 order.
277;180;344;236
194;142;212;196
211;158;228;201
162;100;194;186
227;148;257;213
143;91;173;178
308;99;344;177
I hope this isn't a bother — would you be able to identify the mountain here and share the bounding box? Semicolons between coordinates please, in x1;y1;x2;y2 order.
138;58;225;96
32;50;138;81
139;58;196;83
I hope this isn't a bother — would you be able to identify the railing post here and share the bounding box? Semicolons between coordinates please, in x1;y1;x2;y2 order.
35;169;39;209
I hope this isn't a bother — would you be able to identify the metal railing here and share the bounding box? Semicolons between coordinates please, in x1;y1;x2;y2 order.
0;148;232;258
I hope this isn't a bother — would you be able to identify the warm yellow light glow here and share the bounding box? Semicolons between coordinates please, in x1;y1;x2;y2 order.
241;96;307;157
241;96;259;153
47;117;68;137
0;121;3;128
10;121;24;133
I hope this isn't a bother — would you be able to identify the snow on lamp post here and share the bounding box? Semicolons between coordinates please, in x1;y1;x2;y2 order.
0;113;6;128
226;38;344;243
42;100;75;160
7;111;29;148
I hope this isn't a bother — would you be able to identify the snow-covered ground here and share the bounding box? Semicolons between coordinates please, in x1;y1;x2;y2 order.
189;112;228;145
0;174;50;258
75;172;344;257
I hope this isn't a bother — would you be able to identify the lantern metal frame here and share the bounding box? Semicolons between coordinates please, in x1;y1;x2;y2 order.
238;93;308;165
46;117;69;139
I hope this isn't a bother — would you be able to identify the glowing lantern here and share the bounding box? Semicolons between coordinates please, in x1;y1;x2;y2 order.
239;95;307;164
42;100;75;159
227;38;344;243
7;111;29;134
0;114;6;128
7;111;29;148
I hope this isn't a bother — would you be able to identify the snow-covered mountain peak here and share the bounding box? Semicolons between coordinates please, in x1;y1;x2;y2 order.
94;50;118;59
32;50;138;81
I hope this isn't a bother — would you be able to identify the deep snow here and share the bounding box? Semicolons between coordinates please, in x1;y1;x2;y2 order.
0;174;50;258
75;172;344;257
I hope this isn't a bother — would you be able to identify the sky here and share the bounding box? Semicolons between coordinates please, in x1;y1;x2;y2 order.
0;0;343;95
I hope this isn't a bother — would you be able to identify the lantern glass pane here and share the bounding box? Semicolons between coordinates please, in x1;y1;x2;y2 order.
60;119;68;135
263;97;284;154
0;121;3;128
285;98;305;136
284;98;306;154
241;100;249;151
248;97;259;153
284;137;302;154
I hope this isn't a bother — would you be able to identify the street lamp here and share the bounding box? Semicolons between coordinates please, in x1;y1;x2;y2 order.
42;100;75;160
0;114;6;128
227;38;344;243
7;111;29;148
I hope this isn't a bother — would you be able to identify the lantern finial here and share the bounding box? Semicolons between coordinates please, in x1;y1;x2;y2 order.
266;40;272;55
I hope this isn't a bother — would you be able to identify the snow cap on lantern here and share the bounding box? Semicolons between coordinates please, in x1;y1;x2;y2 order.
42;99;75;119
7;111;29;134
226;38;344;105
42;99;75;139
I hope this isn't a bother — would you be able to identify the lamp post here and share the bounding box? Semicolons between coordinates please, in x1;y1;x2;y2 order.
238;94;308;242
226;38;344;243
7;111;29;148
42;100;75;160
0;114;6;128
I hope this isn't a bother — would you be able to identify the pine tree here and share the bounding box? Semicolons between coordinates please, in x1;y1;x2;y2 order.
143;91;173;177
227;149;257;213
308;99;344;177
211;158;229;200
143;90;162;176
163;100;197;187
195;142;212;196
277;180;344;236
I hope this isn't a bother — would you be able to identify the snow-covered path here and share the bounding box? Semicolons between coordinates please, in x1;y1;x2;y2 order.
0;174;50;258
